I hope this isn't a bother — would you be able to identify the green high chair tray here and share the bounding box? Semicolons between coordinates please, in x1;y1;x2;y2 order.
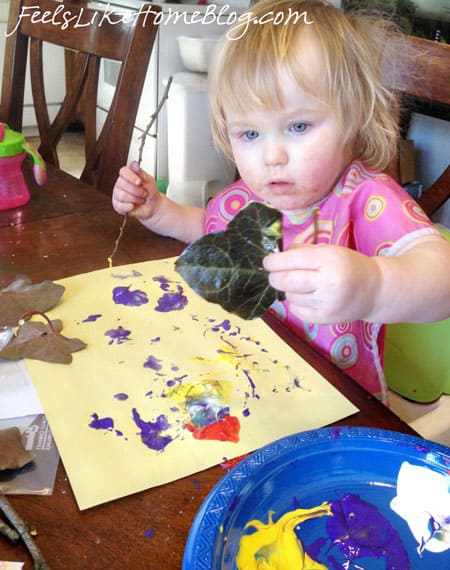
384;225;450;403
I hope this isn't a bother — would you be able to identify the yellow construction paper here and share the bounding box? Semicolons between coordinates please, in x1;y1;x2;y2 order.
25;258;358;510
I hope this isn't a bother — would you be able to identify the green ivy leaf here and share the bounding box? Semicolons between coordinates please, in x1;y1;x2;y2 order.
175;202;284;320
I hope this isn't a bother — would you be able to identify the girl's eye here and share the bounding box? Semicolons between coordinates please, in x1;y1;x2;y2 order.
290;122;308;133
243;130;259;141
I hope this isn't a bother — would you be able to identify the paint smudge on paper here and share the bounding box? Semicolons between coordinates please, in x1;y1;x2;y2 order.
144;355;163;371
170;380;240;443
131;408;173;452
111;269;143;280
105;325;131;345
114;393;129;401
89;413;123;437
152;276;188;312
187;414;240;442
112;285;149;307
82;314;102;322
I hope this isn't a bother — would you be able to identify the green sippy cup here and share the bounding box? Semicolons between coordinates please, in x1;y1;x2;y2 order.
0;122;46;210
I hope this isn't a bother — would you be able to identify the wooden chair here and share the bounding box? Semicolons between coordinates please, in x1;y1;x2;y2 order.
0;0;161;195
382;34;450;217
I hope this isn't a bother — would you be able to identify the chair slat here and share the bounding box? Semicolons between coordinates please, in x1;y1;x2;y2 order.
0;0;160;196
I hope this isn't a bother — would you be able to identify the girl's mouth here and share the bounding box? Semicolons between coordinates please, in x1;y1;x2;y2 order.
267;180;295;195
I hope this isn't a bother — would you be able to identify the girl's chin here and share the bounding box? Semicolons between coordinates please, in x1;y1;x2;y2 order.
265;195;311;212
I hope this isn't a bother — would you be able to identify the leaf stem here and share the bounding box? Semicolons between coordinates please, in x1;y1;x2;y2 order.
19;311;55;333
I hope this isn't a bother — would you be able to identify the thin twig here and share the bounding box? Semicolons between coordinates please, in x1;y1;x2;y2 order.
0;495;51;570
108;76;174;268
137;76;173;165
107;213;129;268
0;516;20;542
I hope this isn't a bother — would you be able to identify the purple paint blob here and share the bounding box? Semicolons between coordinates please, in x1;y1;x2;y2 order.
112;285;149;307
154;290;188;312
243;369;259;399
82;314;102;322
111;269;143;280
144;355;163;371
326;494;409;569
242;408;250;417
105;325;131;345
114;393;129;401
152;275;172;290
211;319;232;332
89;413;114;431
144;528;154;538
131;408;173;452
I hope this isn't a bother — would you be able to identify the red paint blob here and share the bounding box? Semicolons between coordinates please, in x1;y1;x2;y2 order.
187;415;240;443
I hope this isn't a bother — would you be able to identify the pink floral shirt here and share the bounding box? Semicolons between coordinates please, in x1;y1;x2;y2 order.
204;161;438;403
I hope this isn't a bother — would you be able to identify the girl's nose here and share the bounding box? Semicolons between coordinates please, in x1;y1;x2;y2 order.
263;141;288;166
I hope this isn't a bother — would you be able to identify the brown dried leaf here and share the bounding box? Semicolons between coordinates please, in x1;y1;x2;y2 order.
0;427;34;471
0;319;86;364
0;276;65;327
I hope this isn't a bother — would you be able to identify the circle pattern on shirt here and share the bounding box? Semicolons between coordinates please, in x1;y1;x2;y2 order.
330;333;358;369
365;195;386;221
219;187;252;222
362;321;376;351
204;216;218;234
403;199;429;224
304;321;319;340
332;322;352;336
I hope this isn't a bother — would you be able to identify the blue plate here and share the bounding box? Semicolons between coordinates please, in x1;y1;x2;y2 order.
183;427;450;569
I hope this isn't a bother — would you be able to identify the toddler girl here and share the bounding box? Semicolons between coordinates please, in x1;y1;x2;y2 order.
112;0;450;403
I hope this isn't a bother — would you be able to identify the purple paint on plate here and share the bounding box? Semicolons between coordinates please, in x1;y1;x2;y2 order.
114;393;129;401
144;355;163;371
131;408;173;452
82;314;102;322
105;325;131;345
112;285;149;307
89;413;114;431
326;494;409;569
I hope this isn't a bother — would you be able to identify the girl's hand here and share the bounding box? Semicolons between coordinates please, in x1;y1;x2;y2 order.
112;162;160;222
264;244;381;325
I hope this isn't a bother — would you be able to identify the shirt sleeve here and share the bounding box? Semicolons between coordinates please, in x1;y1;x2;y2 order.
349;178;439;257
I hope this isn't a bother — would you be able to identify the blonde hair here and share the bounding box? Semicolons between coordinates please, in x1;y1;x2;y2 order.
209;0;399;171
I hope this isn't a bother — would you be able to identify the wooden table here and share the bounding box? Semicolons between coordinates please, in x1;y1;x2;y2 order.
0;163;418;569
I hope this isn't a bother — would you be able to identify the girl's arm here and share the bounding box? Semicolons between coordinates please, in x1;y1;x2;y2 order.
139;192;205;244
264;234;450;325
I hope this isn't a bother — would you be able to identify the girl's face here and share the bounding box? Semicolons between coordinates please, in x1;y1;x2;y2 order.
225;68;351;212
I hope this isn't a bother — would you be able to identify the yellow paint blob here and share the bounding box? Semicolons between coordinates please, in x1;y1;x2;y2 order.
236;502;332;570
